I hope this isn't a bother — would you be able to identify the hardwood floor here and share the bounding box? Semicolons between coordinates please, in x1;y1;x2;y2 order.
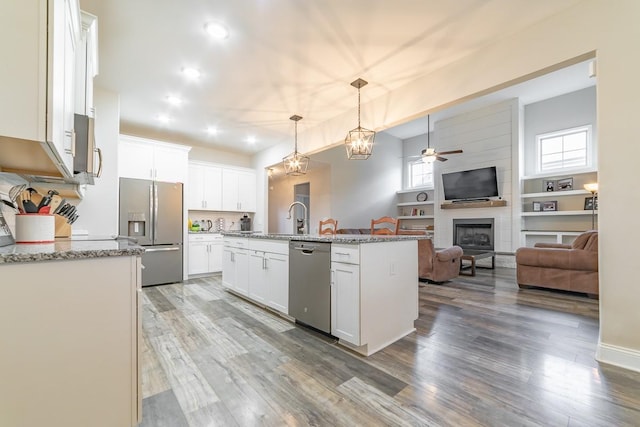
140;268;640;426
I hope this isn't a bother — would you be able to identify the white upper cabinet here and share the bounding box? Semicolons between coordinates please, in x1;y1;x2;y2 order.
0;0;80;178
75;11;98;117
188;162;223;210
222;168;256;212
118;135;190;183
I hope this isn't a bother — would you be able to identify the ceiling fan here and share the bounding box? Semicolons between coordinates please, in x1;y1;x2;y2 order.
413;115;463;163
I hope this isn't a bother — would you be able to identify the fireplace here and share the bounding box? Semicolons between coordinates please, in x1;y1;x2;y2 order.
453;218;494;251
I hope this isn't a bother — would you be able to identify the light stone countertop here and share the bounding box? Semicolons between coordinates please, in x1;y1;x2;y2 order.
0;237;145;264
221;231;429;244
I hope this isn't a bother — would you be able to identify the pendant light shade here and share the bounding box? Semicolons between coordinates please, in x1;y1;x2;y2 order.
345;78;375;160
283;115;309;176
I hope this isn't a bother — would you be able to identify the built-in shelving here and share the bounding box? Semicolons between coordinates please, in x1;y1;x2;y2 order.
396;201;434;207
521;210;596;217
398;215;435;220
520;170;598;247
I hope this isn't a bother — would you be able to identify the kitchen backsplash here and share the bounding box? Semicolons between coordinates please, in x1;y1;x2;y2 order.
188;211;255;232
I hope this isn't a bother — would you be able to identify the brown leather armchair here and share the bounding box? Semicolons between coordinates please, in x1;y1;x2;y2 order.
418;239;463;283
515;230;598;296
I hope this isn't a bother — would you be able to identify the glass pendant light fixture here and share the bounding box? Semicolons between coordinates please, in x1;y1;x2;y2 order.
283;115;309;176
345;78;375;160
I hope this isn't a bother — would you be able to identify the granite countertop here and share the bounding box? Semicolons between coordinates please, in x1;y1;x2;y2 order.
0;237;145;264
221;231;429;244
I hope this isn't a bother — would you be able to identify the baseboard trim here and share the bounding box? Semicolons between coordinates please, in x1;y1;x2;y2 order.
596;342;640;373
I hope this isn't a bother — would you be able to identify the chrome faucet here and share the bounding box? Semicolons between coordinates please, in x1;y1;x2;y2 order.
287;201;308;234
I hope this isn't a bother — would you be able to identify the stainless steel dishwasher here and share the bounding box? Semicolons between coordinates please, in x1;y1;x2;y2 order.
289;240;332;334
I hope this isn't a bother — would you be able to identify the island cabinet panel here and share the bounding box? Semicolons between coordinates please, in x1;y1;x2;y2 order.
0;255;141;427
331;258;361;345
222;237;249;296
331;240;419;356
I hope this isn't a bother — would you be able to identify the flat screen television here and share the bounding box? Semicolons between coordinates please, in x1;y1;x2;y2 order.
442;166;499;201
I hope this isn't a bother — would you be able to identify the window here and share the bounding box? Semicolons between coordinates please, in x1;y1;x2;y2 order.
409;160;433;188
536;125;591;172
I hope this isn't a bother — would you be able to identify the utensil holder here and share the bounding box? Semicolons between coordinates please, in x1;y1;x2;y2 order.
15;214;55;243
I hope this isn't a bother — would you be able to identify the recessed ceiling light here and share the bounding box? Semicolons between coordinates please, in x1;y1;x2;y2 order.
165;95;182;106
204;21;229;40
182;67;201;80
157;114;171;124
206;126;218;135
247;136;257;144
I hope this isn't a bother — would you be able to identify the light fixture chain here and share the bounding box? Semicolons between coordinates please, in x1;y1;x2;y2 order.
294;119;298;153
358;87;361;129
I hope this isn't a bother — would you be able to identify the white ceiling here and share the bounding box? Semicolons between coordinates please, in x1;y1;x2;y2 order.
80;0;585;154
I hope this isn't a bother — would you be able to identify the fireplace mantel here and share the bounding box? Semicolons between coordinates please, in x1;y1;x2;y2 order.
441;200;507;209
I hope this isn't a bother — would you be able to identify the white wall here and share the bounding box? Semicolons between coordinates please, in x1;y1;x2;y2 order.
312;132;403;229
73;88;120;236
523;86;597;176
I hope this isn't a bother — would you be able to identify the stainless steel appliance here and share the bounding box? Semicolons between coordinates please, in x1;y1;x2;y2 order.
73;114;102;183
240;214;251;231
119;178;183;286
289;240;331;333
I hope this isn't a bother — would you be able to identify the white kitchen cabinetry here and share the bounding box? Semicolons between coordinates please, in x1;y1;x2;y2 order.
119;135;190;183
331;244;361;345
248;239;289;313
188;162;223;210
520;170;598;246
188;233;223;275
0;0;80;178
74;11;98;117
222;237;249;296
222;168;257;212
0;255;141;426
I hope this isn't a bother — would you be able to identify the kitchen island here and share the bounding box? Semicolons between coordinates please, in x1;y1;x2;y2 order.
0;238;144;427
223;232;424;356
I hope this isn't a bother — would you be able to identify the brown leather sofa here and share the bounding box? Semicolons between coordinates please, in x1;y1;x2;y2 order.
515;230;598;296
418;239;463;283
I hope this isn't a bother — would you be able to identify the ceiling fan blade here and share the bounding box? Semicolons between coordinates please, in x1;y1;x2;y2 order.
436;149;463;155
436;156;448;162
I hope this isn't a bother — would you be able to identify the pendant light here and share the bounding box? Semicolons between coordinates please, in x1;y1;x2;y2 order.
345;78;375;160
283;115;309;176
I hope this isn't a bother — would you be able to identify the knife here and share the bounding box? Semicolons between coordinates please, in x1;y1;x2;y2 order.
50;196;64;215
37;190;59;213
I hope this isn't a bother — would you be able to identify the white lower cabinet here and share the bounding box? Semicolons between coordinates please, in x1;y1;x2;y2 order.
188;234;222;275
222;237;249;296
224;238;289;314
331;245;361;346
248;240;289;314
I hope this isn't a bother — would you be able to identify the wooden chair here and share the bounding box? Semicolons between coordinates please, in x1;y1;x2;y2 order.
370;216;399;235
319;218;338;235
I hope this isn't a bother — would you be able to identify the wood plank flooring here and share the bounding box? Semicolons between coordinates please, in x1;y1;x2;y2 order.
140;269;640;426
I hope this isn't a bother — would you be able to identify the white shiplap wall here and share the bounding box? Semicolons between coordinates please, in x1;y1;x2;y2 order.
433;99;519;260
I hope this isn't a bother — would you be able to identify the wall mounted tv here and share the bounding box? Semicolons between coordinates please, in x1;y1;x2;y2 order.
442;166;499;201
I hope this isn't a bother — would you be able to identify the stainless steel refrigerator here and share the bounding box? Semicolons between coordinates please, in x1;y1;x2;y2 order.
119;178;183;286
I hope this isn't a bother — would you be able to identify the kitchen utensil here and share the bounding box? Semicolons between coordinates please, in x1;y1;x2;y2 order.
205;219;213;231
15;214;55;243
36;190;59;212
21;188;41;213
49;195;63;215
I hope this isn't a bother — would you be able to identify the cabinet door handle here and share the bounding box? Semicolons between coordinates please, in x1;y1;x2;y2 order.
95;147;103;177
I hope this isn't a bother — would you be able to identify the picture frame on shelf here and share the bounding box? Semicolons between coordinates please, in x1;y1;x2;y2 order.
532;201;542;212
544;180;556;192
542;200;558;211
557;177;573;191
584;196;598;210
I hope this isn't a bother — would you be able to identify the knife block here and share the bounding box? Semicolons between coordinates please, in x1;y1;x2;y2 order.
55;215;71;238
